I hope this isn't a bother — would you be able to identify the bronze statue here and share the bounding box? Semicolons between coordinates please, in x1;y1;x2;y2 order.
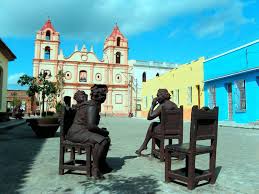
135;89;178;155
66;85;111;179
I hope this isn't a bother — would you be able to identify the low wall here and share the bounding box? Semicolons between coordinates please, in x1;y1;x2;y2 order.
0;112;10;122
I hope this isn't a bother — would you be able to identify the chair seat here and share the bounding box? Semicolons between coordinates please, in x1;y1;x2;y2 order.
166;143;212;154
63;140;93;147
153;133;180;138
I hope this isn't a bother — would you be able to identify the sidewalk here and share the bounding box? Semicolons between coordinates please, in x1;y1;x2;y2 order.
134;116;259;129
219;121;259;129
0;118;26;130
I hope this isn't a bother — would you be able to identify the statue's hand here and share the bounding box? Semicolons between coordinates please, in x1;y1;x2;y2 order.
101;128;109;136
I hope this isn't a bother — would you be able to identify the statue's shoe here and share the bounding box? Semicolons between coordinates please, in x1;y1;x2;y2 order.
135;145;147;156
92;168;104;179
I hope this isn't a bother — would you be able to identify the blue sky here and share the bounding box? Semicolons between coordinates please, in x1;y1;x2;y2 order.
1;0;259;90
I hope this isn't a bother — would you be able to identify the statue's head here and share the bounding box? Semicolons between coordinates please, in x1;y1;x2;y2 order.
157;89;171;103
73;90;88;104
90;84;108;104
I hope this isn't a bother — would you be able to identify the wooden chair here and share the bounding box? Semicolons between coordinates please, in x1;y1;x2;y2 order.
59;106;94;176
151;105;183;161
164;105;219;190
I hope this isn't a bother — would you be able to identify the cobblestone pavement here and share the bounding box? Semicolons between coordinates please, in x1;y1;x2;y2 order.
1;117;259;194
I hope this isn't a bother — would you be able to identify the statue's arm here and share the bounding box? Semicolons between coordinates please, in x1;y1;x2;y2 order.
147;104;161;120
85;105;109;136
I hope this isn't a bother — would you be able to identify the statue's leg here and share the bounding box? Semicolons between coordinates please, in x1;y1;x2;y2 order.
100;137;112;173
155;138;161;148
154;125;162;148
136;122;159;155
92;139;110;178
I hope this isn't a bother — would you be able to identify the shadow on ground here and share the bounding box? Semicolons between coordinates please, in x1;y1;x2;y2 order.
78;174;161;194
170;166;222;189
107;155;138;172
0;124;46;194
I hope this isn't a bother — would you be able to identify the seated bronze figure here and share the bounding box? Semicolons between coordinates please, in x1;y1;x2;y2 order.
136;89;178;155
66;85;111;178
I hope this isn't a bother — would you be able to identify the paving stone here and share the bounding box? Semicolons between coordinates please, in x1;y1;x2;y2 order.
0;117;259;193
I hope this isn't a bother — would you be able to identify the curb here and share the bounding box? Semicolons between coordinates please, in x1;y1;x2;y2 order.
219;124;259;130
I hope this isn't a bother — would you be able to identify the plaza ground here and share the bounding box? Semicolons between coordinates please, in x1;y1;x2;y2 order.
0;117;259;194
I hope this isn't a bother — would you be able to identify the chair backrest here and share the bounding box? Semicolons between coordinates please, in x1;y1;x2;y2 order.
189;105;219;146
60;106;76;142
160;105;183;135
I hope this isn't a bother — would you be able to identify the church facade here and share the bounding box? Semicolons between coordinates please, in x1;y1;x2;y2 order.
33;20;130;116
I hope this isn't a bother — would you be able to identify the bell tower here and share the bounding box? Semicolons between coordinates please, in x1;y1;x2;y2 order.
103;24;128;65
33;19;60;78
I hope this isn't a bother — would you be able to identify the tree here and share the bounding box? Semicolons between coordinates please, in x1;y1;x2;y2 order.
17;75;39;115
17;72;57;117
10;92;21;110
55;70;65;102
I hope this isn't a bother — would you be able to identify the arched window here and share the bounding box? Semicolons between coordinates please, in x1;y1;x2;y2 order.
44;46;50;60
156;73;159;77
116;52;121;64
46;30;51;41
79;70;87;82
117;37;121;46
142;72;146;82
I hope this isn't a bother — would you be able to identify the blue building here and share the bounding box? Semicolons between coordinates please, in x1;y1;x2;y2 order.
204;40;259;123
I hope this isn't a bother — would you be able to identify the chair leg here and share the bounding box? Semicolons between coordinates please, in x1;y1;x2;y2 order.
78;148;82;155
165;149;171;182
177;137;185;160
86;147;91;176
160;139;165;162
187;154;195;190
151;137;155;157
59;146;65;175
70;147;75;162
209;151;216;184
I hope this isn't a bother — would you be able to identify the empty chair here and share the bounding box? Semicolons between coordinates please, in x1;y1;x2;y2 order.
165;105;219;190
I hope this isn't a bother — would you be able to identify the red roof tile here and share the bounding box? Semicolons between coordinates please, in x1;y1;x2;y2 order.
40;19;56;32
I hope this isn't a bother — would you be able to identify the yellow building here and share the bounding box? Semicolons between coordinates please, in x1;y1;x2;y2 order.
0;39;16;114
141;57;205;120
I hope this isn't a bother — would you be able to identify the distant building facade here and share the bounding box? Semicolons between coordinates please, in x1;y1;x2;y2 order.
33;20;130;116
6;90;32;114
141;57;205;120
204;40;259;123
0;39;16;113
128;60;177;116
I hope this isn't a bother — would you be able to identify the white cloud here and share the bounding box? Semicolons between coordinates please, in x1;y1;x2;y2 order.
8;72;26;85
0;0;255;40
192;1;255;37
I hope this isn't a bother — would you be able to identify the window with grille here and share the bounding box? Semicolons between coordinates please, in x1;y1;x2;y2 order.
208;85;216;108
235;80;246;111
187;86;192;105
